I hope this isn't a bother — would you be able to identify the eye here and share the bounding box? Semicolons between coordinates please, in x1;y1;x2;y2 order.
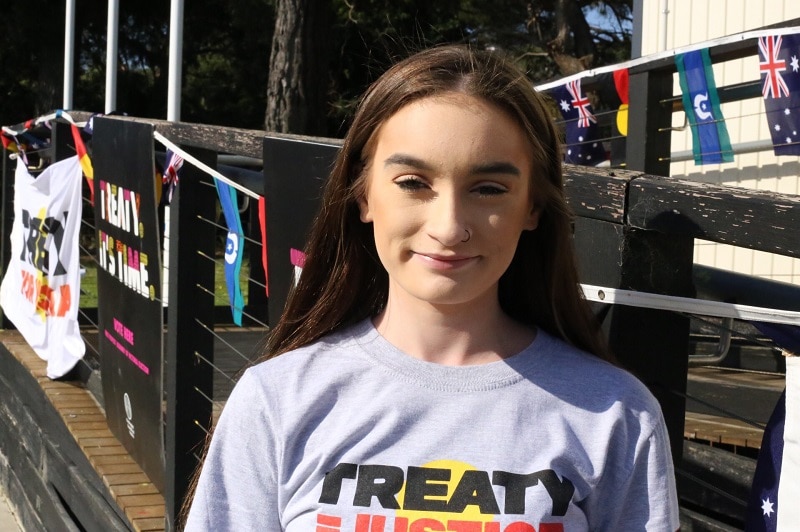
472;183;508;196
395;177;428;191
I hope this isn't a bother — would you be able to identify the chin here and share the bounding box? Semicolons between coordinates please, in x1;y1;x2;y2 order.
410;284;498;308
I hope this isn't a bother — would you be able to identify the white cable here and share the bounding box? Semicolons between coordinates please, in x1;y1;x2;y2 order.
153;130;260;199
581;284;800;326
535;25;800;91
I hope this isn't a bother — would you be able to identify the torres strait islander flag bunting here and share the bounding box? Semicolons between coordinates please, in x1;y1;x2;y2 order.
675;48;734;165
214;178;245;326
550;79;607;166
596;68;629;165
758;33;800;156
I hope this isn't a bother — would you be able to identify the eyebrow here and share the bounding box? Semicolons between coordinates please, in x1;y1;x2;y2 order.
383;153;434;171
383;153;522;177
470;162;521;176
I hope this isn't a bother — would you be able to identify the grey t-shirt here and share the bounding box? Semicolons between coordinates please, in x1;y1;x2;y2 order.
186;319;679;531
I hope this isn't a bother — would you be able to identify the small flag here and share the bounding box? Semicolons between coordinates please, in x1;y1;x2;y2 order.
745;323;800;531
258;196;269;297
597;68;630;165
83;112;103;135
746;389;786;532
757;34;800;156
290;248;305;287
675;48;734;165
70;125;95;204
20;132;48;151
550;79;608;165
0;133;18;153
214;179;245;326
162;149;184;204
612;68;629;137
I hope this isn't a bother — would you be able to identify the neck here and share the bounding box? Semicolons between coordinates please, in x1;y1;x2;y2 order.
373;286;535;366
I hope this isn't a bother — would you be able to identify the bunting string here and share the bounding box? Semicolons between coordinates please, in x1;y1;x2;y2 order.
153;131;259;199
535;26;800;92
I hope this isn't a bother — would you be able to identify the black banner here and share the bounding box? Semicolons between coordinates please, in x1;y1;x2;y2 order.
263;137;339;326
94;118;164;490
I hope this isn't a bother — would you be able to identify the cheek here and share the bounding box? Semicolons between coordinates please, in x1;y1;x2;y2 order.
370;208;418;245
483;213;527;251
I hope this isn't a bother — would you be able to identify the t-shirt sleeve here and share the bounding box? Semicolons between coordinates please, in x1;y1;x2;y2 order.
184;369;282;531
593;406;681;531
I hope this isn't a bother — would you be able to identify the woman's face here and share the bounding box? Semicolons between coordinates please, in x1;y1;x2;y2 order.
358;92;540;311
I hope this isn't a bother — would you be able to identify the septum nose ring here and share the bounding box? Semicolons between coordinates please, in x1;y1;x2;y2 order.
461;229;471;243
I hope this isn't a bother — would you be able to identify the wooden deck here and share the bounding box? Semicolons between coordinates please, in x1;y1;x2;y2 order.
684;412;765;449
0;330;164;532
684;365;784;451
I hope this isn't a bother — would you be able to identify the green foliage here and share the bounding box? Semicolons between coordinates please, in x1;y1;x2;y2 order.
0;0;631;134
182;0;275;128
324;0;633;135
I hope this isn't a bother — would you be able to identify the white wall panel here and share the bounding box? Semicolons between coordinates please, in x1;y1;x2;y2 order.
638;0;800;284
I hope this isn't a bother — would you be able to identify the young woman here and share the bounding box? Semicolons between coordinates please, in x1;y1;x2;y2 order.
185;45;680;531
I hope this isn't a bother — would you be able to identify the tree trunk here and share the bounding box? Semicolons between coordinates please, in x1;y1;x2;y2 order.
264;0;331;135
550;0;596;75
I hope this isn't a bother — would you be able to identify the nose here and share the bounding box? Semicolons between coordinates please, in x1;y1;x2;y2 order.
425;189;467;246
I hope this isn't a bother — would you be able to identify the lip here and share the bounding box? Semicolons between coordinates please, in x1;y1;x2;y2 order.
414;252;478;270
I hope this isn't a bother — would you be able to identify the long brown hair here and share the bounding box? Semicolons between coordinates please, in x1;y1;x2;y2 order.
181;45;612;526
266;44;611;362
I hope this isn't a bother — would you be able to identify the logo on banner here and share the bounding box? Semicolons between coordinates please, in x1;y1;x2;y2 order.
693;93;713;120
225;231;239;265
21;208;69;275
18;208;72;320
124;392;135;438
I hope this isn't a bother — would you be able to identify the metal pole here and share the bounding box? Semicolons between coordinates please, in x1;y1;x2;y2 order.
105;0;119;113
167;0;184;122
659;0;669;52
63;0;76;109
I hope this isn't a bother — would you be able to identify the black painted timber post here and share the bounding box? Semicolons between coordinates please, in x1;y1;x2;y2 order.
0;144;14;328
51;121;74;164
626;65;673;177
575;217;693;465
570;166;693;466
164;146;218;530
623;63;693;463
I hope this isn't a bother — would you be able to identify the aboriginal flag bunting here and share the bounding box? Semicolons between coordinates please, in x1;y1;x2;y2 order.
70;125;95;204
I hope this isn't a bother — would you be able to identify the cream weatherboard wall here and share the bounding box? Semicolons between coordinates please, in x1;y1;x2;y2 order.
637;0;800;285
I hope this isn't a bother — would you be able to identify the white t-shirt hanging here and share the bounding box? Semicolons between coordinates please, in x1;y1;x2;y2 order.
0;155;85;378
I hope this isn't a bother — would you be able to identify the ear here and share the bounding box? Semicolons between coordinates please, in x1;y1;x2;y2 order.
524;206;541;231
357;195;373;223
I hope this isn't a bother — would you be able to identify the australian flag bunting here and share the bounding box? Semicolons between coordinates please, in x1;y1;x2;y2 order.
550;80;607;165
214;178;245;326
162;149;184;204
758;34;800;156
745;323;800;531
675;48;734;165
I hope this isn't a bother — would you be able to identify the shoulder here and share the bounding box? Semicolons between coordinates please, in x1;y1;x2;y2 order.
247;319;374;378
224;320;377;413
530;331;666;427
